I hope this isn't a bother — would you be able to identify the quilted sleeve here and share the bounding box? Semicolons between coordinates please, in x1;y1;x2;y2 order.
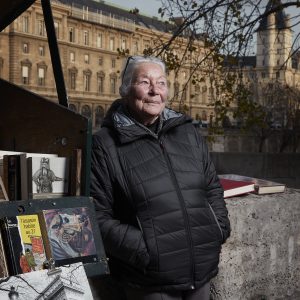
196;129;231;242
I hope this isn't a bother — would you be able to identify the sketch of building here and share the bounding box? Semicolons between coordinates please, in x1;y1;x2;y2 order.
0;262;93;300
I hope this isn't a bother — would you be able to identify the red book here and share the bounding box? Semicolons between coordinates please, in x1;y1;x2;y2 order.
219;178;255;198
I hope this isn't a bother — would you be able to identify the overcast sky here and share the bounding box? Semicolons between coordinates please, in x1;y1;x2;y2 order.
105;0;162;18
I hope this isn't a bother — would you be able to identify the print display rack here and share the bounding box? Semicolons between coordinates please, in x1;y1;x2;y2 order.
0;0;108;278
0;81;109;277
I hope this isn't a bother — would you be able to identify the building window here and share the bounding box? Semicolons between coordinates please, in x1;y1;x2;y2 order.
0;58;3;78
70;51;75;63
202;86;207;103
110;76;117;94
133;39;139;54
23;43;29;53
182;85;187;100
208;87;214;101
84;54;90;64
69;27;75;42
98;57;103;66
54;21;59;39
97;72;105;93
38;19;45;36
22;16;29;33
109;37;115;51
277;59;280;65
276;71;280;79
69;68;77;90
38;67;46;86
111;58;116;68
96;33;102;48
69;104;77;112
81;105;91;119
121;36;126;50
201;110;207;121
95;105;105;127
83;30;89;46
39;46;45;56
174;82;179;97
83;71;91;91
22;65;30;84
144;40;150;49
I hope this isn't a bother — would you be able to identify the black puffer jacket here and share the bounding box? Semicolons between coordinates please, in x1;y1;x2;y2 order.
90;100;230;291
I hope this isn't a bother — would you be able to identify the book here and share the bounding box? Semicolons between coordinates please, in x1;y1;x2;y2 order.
38;207;97;267
2;155;21;201
70;148;82;196
20;153;58;200
27;156;69;199
219;177;255;198
0;175;9;201
0;262;93;299
0;231;9;278
0;150;24;178
218;174;286;195
1;214;47;275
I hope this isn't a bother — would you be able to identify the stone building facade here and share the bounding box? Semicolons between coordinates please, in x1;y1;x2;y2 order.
0;0;215;131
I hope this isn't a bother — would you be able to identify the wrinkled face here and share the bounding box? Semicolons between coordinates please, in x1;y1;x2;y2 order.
126;62;168;125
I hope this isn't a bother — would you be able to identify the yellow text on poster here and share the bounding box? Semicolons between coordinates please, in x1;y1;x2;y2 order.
17;215;42;244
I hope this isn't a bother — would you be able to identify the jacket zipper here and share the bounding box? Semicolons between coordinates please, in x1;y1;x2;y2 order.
208;203;224;241
159;138;195;289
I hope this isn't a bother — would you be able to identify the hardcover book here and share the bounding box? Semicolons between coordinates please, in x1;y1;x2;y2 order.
0;175;9;201
70;148;82;196
27;156;69;199
219;177;255;198
0;231;9;278
38;207;97;267
0;150;24;178
2;155;21;201
1;214;47;275
218;174;286;195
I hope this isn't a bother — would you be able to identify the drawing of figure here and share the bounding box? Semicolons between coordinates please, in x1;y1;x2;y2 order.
25;248;37;271
32;157;63;193
19;252;31;273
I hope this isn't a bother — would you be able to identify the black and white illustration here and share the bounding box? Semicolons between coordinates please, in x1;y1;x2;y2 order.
29;157;69;195
0;262;93;300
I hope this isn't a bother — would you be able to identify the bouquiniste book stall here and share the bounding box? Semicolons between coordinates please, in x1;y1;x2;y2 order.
0;0;108;290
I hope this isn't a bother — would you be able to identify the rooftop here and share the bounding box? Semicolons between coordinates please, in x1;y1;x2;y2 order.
57;0;173;32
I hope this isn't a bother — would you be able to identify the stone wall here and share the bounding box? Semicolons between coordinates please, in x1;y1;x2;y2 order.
212;189;300;300
199;129;300;153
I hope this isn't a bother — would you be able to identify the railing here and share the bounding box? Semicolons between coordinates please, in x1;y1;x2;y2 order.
52;0;135;32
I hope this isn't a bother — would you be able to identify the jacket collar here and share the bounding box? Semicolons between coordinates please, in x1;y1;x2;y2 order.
103;99;192;144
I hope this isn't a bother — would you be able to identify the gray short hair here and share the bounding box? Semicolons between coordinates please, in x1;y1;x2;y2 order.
119;56;166;97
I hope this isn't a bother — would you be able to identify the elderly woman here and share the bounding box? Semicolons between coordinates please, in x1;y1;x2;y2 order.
90;56;230;300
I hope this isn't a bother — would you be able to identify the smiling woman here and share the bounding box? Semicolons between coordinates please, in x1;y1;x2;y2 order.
126;59;168;125
90;55;231;300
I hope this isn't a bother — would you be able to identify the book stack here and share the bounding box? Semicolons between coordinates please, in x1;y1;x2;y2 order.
0;149;81;201
219;174;286;198
219;177;255;198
